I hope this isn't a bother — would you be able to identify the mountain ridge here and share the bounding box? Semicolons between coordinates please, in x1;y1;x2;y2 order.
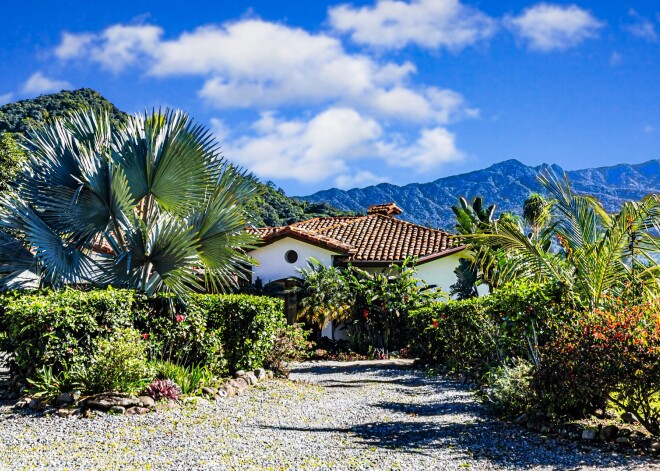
299;159;660;230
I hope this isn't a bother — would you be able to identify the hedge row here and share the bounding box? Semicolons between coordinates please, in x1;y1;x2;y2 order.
0;288;285;380
408;280;573;376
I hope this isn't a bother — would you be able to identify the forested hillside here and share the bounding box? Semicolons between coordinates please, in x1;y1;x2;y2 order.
0;89;354;225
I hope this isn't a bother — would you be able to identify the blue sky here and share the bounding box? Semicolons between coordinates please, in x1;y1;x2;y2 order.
1;1;658;195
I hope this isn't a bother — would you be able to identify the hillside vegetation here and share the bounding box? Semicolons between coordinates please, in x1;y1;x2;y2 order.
0;89;353;225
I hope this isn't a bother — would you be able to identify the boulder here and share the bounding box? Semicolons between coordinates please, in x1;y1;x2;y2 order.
234;370;246;378
244;372;258;386
138;396;156;408
56;392;76;405
202;387;217;397
650;442;660;451
126;406;149;415
266;370;274;380
232;378;249;391
108;405;126;415
582;428;597;440
56;408;78;418
620;412;637;424
254;368;267;380
217;384;236;397
85;393;141;411
599;425;619;441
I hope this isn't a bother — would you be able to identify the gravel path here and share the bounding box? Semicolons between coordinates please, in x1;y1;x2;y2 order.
0;362;656;470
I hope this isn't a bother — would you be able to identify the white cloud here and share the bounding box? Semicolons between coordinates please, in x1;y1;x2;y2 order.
224;108;382;183
505;3;603;51
624;9;657;42
609;51;622;66
22;72;71;95
55;32;95;59
378;127;463;170
53;20;474;123
329;0;496;50
0;93;13;105
335;171;389;189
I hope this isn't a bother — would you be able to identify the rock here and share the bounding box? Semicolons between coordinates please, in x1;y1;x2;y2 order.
14;397;32;409
234;370;246;378
254;368;267;380
201;387;217;397
82;408;94;419
616;437;630;444
540;426;551;434
56;392;75;404
138;396;155;408
71;390;82;401
514;413;529;424
244;372;258;386
85;393;141;411
582;428;597;440
233;378;248;392
57;408;77;418
650;442;660;451
217;384;236;397
28;399;46;411
599;425;619;441
108;405;126;415
125;406;149;415
621;412;637;424
266;370;274;380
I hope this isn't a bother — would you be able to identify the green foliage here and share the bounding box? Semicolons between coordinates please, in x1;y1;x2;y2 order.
298;258;437;355
70;328;154;394
264;324;312;377
153;361;214;396
0;109;260;296
0;88;126;136
0;289;285;386
192;294;286;372
26;365;70;401
0;133;26;192
482;359;534;414
532;299;660;435
409;280;570;376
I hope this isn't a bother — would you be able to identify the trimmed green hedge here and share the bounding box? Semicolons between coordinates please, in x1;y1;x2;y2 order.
408;281;572;376
0;288;285;381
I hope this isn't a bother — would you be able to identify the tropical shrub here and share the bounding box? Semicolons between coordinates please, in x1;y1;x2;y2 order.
482;358;534;414
264;324;312;377
153;361;214;396
408;280;570;376
70;328;154;394
532;299;660;435
142;379;182;402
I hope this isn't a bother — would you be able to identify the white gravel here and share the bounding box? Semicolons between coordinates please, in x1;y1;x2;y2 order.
0;362;656;470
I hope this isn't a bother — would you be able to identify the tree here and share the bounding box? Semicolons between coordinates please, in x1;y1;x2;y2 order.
0;133;26;193
0;109;260;297
463;169;660;309
522;193;550;241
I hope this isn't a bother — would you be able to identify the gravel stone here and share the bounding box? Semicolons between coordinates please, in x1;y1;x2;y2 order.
0;361;655;470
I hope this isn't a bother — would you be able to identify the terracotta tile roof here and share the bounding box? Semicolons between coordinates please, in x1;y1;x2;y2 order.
251;211;463;264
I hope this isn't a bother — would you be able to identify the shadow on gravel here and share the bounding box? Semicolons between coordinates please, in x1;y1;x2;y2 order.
260;419;651;469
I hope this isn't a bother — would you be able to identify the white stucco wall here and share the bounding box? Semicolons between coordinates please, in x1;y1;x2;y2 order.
415;252;463;295
249;238;339;285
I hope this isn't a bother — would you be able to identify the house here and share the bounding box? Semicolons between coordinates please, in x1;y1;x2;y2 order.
247;203;466;335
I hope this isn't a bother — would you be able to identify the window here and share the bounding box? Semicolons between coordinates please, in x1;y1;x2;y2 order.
284;250;298;264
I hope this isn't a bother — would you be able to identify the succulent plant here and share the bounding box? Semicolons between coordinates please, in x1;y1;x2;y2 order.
141;379;182;402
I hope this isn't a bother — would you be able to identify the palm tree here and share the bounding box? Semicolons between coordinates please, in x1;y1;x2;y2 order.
522;193;550;241
0;109;260;297
462;169;660;308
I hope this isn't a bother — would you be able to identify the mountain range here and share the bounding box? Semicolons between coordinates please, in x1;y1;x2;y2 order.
300;159;660;230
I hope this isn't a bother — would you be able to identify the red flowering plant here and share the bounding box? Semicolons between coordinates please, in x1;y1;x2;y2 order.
532;298;660;436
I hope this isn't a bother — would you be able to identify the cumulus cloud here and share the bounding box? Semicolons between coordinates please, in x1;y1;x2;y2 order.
378;127;463;170
505;3;603;51
624;9;658;42
53;19;473;123
329;0;496;50
22;72;71;95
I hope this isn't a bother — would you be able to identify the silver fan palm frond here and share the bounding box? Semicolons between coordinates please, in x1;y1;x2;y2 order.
0;108;259;297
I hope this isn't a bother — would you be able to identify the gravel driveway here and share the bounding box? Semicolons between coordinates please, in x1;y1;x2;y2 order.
0;362;656;470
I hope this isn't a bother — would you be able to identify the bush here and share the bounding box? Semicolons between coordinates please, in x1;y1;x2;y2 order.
142;379;182;402
264;324;312;377
191;294;286;372
0;289;286;388
482;359;534;415
70;328;154;394
408;280;570;377
153;361;214;396
532;300;660;435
